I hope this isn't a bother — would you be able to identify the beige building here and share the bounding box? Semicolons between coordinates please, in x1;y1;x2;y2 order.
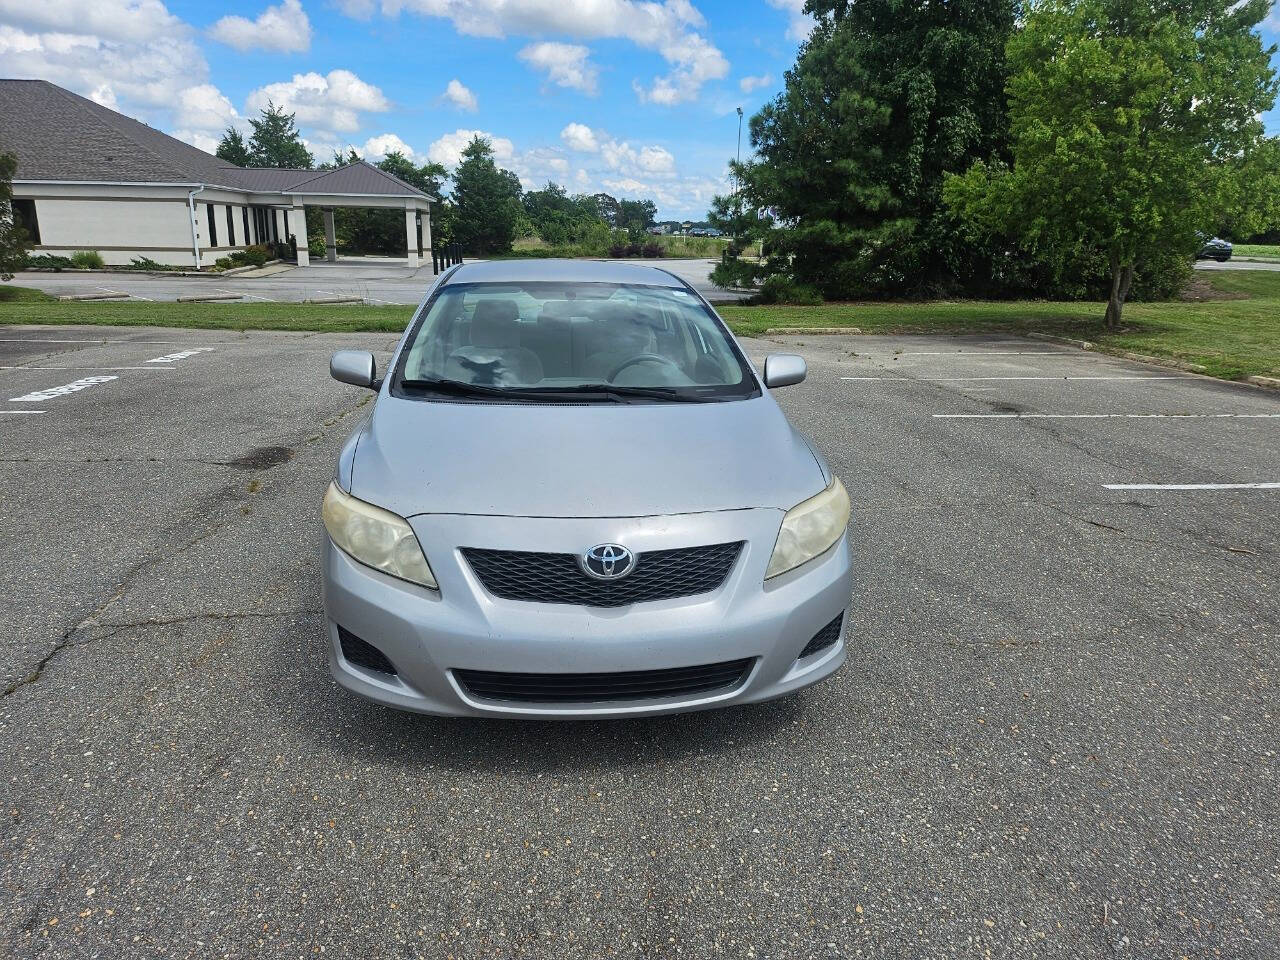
0;79;434;268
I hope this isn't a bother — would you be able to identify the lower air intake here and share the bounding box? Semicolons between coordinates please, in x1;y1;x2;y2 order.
455;657;754;704
798;614;844;659
337;626;397;676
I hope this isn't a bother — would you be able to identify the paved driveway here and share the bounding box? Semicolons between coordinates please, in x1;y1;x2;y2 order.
9;257;738;304
1;327;1277;957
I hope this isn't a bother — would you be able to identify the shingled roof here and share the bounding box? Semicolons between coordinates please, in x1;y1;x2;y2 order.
0;79;430;199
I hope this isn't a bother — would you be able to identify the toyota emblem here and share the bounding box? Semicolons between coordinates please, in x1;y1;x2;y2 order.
580;543;636;580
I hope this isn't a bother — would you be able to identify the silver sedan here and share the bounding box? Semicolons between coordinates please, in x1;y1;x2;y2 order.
321;259;852;718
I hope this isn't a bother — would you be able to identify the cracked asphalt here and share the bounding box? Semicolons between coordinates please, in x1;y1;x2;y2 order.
1;324;1277;958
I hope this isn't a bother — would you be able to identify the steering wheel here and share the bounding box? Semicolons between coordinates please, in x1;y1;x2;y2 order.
607;353;683;382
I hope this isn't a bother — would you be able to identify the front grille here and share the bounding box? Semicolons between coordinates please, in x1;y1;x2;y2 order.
337;626;397;675
455;657;754;704
798;614;844;659
461;541;744;607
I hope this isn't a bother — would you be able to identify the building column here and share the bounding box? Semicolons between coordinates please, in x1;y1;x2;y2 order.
421;205;433;265
405;205;419;268
323;208;337;263
293;203;310;267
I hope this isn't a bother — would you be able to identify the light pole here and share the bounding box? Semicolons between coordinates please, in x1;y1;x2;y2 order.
734;106;744;231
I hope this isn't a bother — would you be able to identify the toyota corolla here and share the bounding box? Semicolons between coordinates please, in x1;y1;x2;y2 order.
321;259;852;717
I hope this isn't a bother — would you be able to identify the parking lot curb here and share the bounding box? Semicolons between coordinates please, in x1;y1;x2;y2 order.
304;296;365;304
175;294;243;303
762;326;864;335
1025;332;1277;392
57;292;130;301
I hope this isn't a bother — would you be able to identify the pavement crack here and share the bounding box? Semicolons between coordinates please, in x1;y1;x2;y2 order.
2;610;321;698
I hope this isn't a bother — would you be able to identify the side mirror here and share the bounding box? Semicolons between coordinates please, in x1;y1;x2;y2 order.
330;350;377;389
763;353;806;388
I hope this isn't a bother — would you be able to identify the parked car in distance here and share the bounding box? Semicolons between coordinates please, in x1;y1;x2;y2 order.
1196;236;1233;261
322;259;853;718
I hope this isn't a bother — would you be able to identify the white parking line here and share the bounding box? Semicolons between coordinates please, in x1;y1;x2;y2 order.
215;287;275;302
1104;482;1280;490
146;348;215;364
935;413;1280;419
1;409;47;413
9;376;118;402
0;366;175;370
100;286;151;302
843;376;1184;381
0;343;227;350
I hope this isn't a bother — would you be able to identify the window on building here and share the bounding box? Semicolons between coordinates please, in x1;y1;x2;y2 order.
206;202;218;247
243;207;251;245
283;210;290;238
226;205;236;246
11;199;40;244
271;210;279;243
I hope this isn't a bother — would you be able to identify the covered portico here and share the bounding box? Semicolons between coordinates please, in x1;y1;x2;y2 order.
238;163;435;268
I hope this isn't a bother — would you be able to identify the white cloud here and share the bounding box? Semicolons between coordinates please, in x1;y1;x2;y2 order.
350;0;728;104
518;42;599;95
0;1;186;45
361;132;419;161
0;6;208;116
209;0;311;53
739;73;772;93
246;69;390;132
560;122;600;153
171;129;221;153
426;128;515;168
765;0;813;42
637;145;676;175
440;77;477;111
175;83;240;132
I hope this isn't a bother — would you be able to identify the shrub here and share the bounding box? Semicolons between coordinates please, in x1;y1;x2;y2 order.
243;243;271;266
756;275;824;305
25;254;74;270
70;250;105;269
608;243;629;258
642;242;662;258
308;234;325;258
127;256;168;271
214;256;235;270
626;243;643;257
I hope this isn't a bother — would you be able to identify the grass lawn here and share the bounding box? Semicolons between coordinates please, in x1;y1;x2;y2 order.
1231;243;1280;261
2;270;1277;381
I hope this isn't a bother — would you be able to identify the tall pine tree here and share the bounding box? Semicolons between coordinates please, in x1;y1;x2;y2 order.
718;0;1016;298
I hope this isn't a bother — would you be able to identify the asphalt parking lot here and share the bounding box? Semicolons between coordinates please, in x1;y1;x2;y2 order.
1;324;1277;957
11;257;737;305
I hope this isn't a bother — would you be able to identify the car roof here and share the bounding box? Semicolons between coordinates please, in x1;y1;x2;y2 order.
442;258;686;288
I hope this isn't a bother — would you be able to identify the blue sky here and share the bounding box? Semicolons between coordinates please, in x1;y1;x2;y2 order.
1;0;1278;219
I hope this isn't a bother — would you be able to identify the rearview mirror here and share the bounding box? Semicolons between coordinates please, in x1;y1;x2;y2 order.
763;353;806;388
330;350;377;389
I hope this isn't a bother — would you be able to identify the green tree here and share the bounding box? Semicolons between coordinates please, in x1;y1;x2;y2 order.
715;0;1015;298
246;101;313;169
592;193;621;228
1;152;31;280
451;136;523;254
215;127;252;166
617;199;657;231
946;0;1278;326
378;151;447;197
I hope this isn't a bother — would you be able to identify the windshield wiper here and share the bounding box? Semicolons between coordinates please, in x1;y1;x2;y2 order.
400;377;625;403
528;383;719;403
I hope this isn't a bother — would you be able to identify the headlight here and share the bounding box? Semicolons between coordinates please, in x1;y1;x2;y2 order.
765;476;850;580
322;483;438;589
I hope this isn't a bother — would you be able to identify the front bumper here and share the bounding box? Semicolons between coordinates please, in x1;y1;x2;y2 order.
321;508;853;718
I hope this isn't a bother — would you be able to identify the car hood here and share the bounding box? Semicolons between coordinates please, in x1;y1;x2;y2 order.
349;394;825;518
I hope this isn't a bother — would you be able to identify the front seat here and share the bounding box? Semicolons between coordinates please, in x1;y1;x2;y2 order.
445;299;544;385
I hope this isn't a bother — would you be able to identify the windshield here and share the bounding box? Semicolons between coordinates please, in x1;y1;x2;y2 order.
392;281;757;402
